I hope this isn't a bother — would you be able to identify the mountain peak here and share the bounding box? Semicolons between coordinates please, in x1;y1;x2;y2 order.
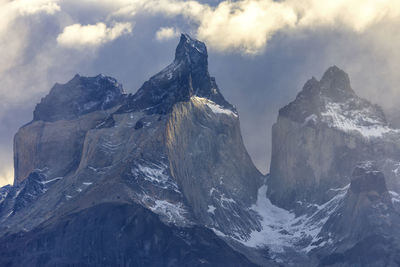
175;33;207;62
33;74;125;122
174;33;209;89
118;34;234;115
320;65;355;100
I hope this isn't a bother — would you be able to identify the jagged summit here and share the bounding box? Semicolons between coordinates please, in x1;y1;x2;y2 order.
33;74;125;122
320;66;355;101
279;66;389;138
175;33;207;64
33;34;235;121
117;33;235;115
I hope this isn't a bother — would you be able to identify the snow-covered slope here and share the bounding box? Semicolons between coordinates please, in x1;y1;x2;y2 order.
320;99;395;138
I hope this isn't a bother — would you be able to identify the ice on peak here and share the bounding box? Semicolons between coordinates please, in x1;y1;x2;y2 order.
292;68;395;139
320;100;395;138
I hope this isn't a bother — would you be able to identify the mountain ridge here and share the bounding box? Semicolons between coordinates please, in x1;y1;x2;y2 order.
1;34;400;266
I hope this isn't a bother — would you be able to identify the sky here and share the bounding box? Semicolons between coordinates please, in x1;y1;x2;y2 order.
1;0;400;186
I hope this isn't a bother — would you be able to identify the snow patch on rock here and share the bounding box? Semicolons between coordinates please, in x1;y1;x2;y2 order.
41;177;63;185
0;185;12;204
207;205;216;214
303;114;317;126
389;191;400;205
191;96;238;117
321;100;395;138
140;194;190;227
227;183;348;255
150;200;187;224
131;161;179;193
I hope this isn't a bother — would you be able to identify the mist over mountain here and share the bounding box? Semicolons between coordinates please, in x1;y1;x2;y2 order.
1;34;400;266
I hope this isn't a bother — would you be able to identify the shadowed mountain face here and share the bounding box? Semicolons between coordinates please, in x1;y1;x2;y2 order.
0;203;257;267
1;35;400;267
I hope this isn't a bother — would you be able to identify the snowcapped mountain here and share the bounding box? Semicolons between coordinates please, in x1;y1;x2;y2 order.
268;66;400;210
0;35;400;266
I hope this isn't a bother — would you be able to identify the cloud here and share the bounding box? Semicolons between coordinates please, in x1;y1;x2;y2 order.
292;0;400;32
155;26;180;41
8;0;60;16
97;0;400;54
57;22;133;48
0;0;61;74
107;0;208;19
0;166;13;186
195;1;297;54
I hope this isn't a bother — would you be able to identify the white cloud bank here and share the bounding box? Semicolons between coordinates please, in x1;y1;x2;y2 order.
8;0;60;15
155;27;180;41
57;22;133;48
99;0;400;54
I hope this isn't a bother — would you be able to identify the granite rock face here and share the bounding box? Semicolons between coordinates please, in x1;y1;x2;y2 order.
0;34;265;266
268;66;400;209
14;74;125;184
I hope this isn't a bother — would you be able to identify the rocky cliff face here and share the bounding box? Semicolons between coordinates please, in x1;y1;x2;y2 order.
0;34;265;266
14;75;125;184
268;66;400;209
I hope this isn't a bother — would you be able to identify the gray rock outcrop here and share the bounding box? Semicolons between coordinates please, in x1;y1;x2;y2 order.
14;75;125;184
